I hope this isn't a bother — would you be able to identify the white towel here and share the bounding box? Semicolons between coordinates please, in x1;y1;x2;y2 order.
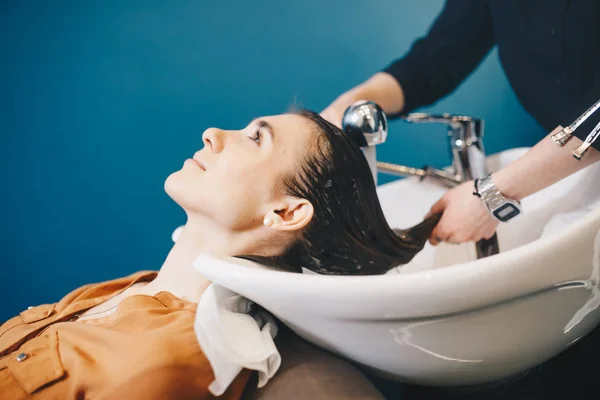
193;276;281;396
173;226;281;395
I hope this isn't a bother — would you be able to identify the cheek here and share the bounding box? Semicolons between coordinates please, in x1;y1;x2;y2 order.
215;169;278;220
166;150;284;227
205;180;269;229
217;157;274;195
218;173;270;208
164;163;271;226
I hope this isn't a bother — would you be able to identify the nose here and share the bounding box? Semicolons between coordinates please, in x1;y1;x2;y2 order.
202;128;225;153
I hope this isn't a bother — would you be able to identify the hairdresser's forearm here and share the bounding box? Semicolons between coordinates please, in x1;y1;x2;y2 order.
339;72;406;115
492;126;600;201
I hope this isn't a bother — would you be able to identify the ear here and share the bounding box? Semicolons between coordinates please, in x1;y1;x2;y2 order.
264;197;314;232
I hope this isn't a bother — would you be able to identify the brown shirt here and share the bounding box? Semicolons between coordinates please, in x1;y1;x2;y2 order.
0;271;250;399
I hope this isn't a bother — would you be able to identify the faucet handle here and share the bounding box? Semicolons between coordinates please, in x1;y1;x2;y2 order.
403;112;484;139
404;112;476;125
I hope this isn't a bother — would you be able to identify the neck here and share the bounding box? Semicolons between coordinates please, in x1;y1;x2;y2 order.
143;216;279;303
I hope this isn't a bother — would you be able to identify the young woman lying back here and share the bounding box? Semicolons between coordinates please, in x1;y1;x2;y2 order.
0;110;438;399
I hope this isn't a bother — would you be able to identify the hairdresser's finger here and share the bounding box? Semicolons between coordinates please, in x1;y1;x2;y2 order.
446;231;470;244
428;224;439;245
429;222;449;246
445;237;461;245
480;223;499;241
463;229;482;243
320;106;343;128
428;196;448;218
468;220;498;243
462;222;489;243
429;224;440;245
429;235;442;246
482;229;497;240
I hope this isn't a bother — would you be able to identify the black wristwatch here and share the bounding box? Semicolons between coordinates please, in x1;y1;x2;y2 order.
475;175;522;222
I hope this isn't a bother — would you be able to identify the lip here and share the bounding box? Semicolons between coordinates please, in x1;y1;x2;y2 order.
187;158;206;171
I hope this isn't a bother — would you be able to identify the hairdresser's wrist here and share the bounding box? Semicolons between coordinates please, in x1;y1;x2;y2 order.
358;72;406;116
487;171;524;202
338;73;405;116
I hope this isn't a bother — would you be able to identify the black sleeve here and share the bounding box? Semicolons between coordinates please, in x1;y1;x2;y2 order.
563;79;600;151
382;0;496;117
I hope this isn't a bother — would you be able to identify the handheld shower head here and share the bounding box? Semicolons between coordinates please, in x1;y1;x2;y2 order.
341;100;388;185
341;100;388;147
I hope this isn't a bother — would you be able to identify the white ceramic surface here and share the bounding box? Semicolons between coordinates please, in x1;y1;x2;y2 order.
192;147;600;386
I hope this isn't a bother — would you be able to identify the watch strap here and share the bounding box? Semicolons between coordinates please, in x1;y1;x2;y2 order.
476;175;522;222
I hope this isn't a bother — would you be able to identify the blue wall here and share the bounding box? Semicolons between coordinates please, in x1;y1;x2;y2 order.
0;1;545;321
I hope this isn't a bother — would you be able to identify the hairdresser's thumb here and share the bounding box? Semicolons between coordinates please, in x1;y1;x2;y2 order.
426;197;446;219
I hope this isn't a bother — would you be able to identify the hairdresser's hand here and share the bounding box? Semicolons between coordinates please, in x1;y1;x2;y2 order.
321;73;406;128
320;92;358;128
425;181;499;245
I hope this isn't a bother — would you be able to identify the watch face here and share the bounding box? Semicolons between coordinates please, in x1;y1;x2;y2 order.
493;203;521;222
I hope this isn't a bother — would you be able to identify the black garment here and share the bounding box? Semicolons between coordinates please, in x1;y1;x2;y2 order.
383;0;600;150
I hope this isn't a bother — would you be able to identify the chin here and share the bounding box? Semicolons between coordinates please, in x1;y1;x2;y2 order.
164;169;213;216
164;170;195;210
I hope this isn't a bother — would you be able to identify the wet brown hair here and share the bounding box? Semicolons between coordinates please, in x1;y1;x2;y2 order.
242;109;440;275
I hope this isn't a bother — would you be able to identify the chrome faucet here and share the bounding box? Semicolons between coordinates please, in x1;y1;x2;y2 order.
342;100;499;258
403;113;488;184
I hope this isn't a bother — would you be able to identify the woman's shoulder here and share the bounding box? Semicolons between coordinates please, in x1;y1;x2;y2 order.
55;270;158;308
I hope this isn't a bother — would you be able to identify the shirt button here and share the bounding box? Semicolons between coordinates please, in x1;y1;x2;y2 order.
16;353;28;362
551;28;556;36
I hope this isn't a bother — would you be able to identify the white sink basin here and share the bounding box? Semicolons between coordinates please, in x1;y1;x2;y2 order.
193;148;600;386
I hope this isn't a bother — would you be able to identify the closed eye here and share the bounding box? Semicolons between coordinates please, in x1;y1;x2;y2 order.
248;119;274;146
249;129;261;145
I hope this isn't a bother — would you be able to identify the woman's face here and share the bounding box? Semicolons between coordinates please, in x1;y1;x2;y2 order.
165;114;317;230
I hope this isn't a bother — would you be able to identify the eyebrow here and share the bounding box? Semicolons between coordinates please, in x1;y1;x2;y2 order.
256;119;275;143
